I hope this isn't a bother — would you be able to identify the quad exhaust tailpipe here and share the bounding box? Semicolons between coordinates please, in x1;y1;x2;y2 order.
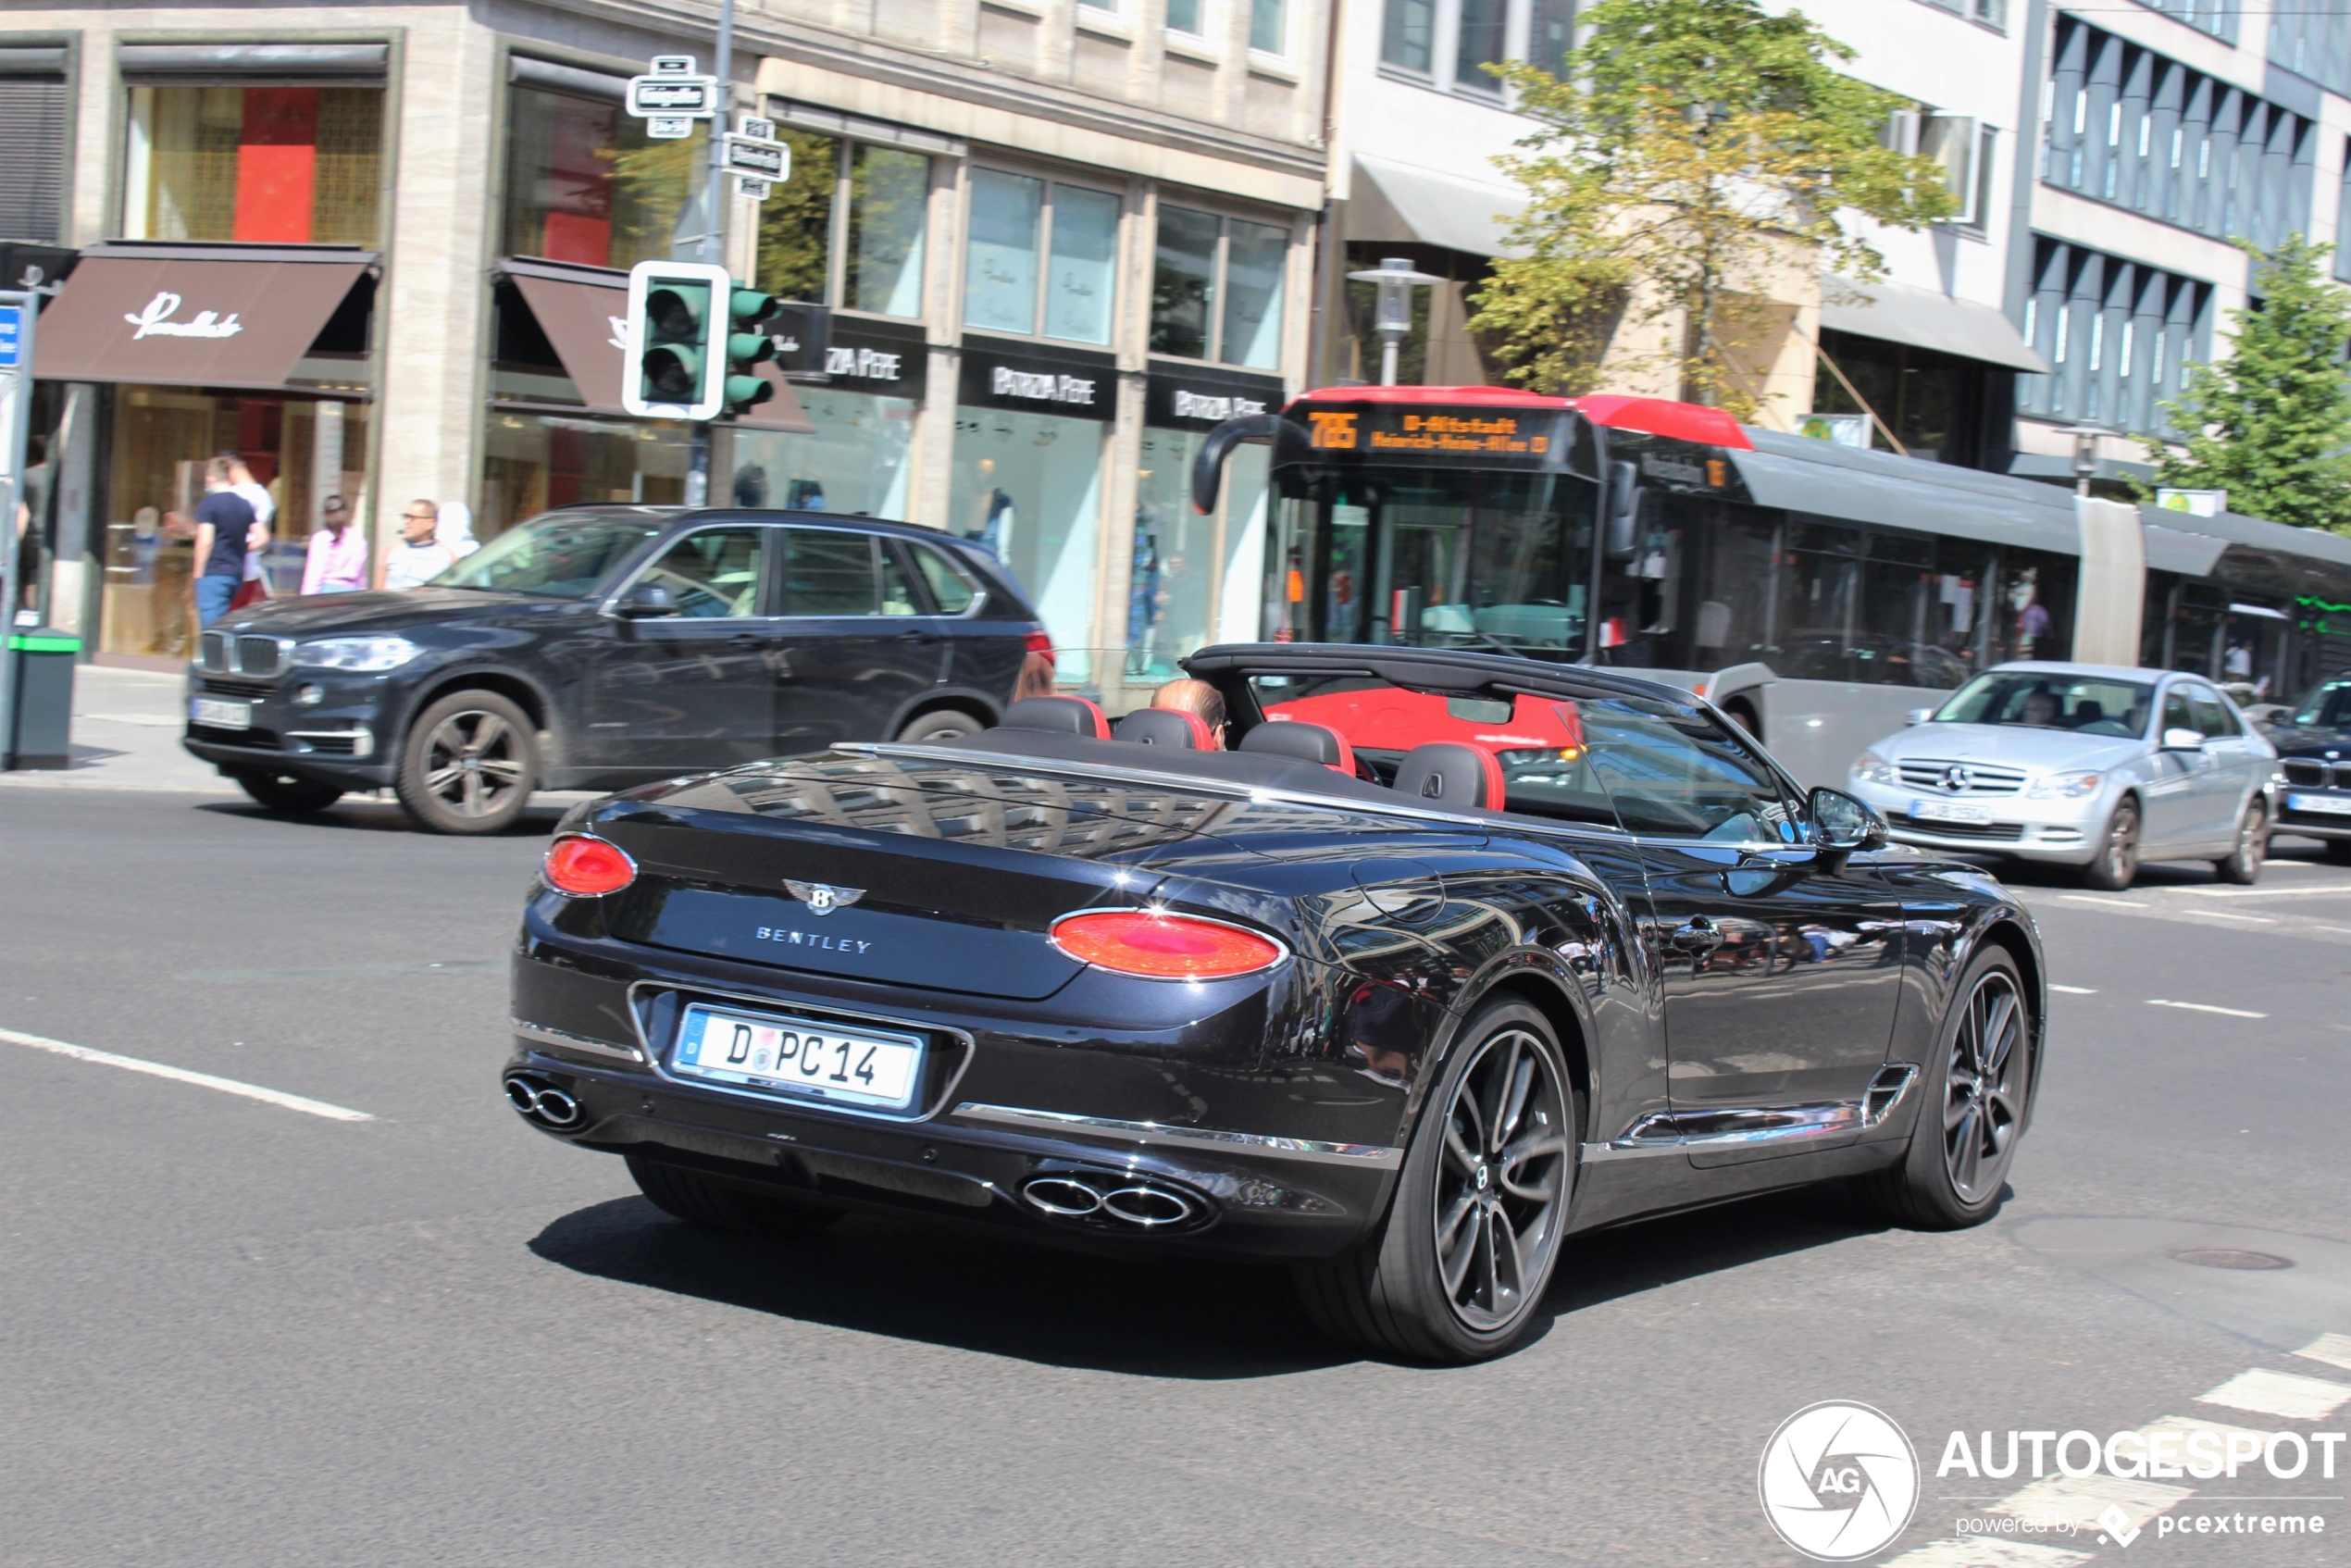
504;1073;584;1130
1018;1170;1206;1230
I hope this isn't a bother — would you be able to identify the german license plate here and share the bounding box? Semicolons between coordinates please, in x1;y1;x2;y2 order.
2287;792;2351;816
191;697;250;729
1909;797;1989;824
670;1003;925;1112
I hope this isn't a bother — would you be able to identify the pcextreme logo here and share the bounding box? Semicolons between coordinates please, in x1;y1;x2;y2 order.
1758;1400;1922;1562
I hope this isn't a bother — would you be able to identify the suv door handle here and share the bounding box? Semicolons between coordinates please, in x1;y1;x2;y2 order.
727;631;765;649
1669;916;1724;952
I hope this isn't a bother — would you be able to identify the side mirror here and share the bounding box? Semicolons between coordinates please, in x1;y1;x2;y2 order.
2161;726;2205;751
616;582;677;618
1809;786;1888;852
1904;705;1935;728
1605;460;1645;560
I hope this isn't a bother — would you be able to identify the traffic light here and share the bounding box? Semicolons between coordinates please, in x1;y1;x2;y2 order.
723;287;780;417
622;260;731;419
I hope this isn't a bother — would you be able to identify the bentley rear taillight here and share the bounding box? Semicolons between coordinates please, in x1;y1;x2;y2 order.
543;835;636;897
1049;910;1284;980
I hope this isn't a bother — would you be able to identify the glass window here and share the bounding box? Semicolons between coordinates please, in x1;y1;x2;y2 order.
2186;686;2236;737
438;512;665;599
1455;0;1509;92
1151;205;1220;358
914;543;977;613
125;86;384;245
501;85;703;269
2161;686;2194;736
846;145;929;317
1221;218;1287;369
479;412;692;536
1533;0;1576;76
783;529;881;616
756;129;840;305
1129;429;1275;679
1581;696;1801;841
1381;0;1436;71
950;408;1105;682
1167;0;1204;33
1046;185;1122;345
726;386;920;520
1936;673;2157;736
880;545;923;616
0;71;68;243
964;169;1043;335
638;528;767;617
1250;0;1287;53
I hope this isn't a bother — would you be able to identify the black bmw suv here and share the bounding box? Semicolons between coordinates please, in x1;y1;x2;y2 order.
183;506;1050;833
2269;672;2351;860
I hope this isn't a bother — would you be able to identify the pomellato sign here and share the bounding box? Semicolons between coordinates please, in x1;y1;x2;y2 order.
123;291;243;341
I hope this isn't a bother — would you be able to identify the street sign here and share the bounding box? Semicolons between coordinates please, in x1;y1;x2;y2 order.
646;116;694;141
0;305;19;368
739;116;777;141
627;73;716;118
649;55;699;74
735;177;772;201
724;134;788;180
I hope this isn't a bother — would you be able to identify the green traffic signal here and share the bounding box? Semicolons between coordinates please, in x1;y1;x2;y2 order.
725;375;776;411
722;286;783;417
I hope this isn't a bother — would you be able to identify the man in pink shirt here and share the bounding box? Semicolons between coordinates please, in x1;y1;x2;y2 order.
301;496;369;595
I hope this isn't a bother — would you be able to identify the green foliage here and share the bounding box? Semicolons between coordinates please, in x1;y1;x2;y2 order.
2146;235;2351;533
1469;0;1957;417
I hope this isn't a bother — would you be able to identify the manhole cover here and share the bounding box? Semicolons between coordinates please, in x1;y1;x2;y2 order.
2173;1249;2295;1271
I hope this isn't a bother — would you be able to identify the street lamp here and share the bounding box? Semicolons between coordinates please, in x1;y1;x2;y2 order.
2068;422;2111;498
1346;257;1445;386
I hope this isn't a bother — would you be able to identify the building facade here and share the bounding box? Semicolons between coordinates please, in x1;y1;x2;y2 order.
2;0;1328;711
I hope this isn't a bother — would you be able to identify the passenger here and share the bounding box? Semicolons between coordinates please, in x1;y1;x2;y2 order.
1151;678;1228;748
2021;689;2060;727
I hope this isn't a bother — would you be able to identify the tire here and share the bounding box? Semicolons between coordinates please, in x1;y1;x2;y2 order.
2212;798;2267;884
626;1155;843;1238
233;769;344;815
393;690;538;835
1293;1002;1577;1363
1856;946;2032;1230
2076;795;2141;890
894;707;986;745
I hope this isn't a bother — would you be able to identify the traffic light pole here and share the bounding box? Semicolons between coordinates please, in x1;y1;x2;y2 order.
685;0;738;506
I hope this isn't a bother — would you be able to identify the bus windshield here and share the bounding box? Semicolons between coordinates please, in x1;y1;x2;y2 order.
1934;672;2154;736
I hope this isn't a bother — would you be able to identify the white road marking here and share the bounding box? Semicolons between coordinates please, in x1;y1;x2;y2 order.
1882;1539;2090;1567
2196;1368;2351;1422
2147;1000;2270;1018
2049;984;2098;994
2295;1332;2351;1375
0;1026;374;1122
2058;894;2150;909
2165;909;2275;923
1992;1474;2194;1533
2183;882;2351;898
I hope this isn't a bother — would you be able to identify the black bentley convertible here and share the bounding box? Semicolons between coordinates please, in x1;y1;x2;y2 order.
505;644;2046;1363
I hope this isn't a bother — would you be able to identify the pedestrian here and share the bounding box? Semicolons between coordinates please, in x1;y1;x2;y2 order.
436;500;480;560
301;495;367;594
191;456;257;628
382;499;454;590
227;454;276;611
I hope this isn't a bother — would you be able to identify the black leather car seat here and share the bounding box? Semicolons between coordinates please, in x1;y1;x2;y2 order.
1392;742;1504;809
1000;696;1111;740
1238;719;1357;774
1113;707;1212;748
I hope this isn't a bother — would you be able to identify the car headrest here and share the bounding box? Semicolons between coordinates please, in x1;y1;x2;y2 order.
1238;719;1355;774
1393;742;1504;810
999;696;1111;740
1113;707;1212;749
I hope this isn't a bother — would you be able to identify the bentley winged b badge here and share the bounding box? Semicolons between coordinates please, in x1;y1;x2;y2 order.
784;880;865;915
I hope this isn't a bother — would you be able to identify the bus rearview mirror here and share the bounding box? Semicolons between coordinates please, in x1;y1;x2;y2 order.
1605;460;1645;560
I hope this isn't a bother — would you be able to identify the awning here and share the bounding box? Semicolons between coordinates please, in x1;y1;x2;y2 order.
504;263;813;432
33;246;370;391
1733;428;2081;554
1820;276;2048;374
1350;155;1527;258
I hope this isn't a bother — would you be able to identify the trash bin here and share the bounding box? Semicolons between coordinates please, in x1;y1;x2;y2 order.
5;626;79;770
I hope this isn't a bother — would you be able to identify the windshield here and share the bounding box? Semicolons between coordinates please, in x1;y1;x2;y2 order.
436;513;665;598
1934;672;2154;737
2292;678;2351;728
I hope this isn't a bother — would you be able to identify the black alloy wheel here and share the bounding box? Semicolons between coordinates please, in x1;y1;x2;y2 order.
1859;945;2032;1229
1294;1001;1576;1363
2213;799;2267;885
894;707;986;745
394;690;538;835
233;769;344;815
626;1155;843;1238
2079;796;2141;890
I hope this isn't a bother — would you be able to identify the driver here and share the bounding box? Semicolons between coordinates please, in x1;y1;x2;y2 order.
1150;678;1229;749
2021;688;2060;727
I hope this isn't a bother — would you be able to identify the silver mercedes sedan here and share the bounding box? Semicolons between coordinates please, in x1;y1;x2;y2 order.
1847;662;2278;889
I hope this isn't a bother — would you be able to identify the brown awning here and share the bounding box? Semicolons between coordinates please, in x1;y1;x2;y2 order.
34;253;368;391
509;268;812;433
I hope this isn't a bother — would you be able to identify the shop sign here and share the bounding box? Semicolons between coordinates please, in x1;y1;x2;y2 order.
959;339;1113;420
123;291;243;341
1144;362;1287;429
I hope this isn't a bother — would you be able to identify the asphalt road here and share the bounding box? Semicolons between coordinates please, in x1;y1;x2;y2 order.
4;788;2348;1567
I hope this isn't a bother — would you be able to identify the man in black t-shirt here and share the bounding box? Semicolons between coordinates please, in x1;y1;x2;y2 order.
192;456;258;628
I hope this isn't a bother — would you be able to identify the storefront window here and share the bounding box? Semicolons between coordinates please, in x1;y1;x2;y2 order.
1127;429;1270;680
479;411;692;538
1150;205;1287;367
950;408;1105;682
964;172;1123;344
503;85;705;270
757;129;840;305
727;386;920;518
847;145;929;317
124;86;383;245
754;135;931;317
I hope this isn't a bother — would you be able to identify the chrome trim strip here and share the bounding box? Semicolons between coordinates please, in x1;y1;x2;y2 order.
952;1102;1403;1168
1862;1063;1918;1126
512;1020;643;1063
1584;1068;1919;1163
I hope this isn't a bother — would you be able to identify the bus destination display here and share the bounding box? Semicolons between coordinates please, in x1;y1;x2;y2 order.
1302;405;1564;465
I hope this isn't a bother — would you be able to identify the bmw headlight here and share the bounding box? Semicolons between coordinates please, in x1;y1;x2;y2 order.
2026;769;2103;799
1852;751;1898;786
297;635;422;672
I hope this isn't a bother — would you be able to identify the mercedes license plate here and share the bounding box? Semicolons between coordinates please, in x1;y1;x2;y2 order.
2287;791;2351;816
671;1003;925;1111
191;697;250;729
1909;797;1990;825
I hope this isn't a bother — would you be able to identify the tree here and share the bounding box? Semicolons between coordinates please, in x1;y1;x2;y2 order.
1469;0;1957;418
2146;235;2351;532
